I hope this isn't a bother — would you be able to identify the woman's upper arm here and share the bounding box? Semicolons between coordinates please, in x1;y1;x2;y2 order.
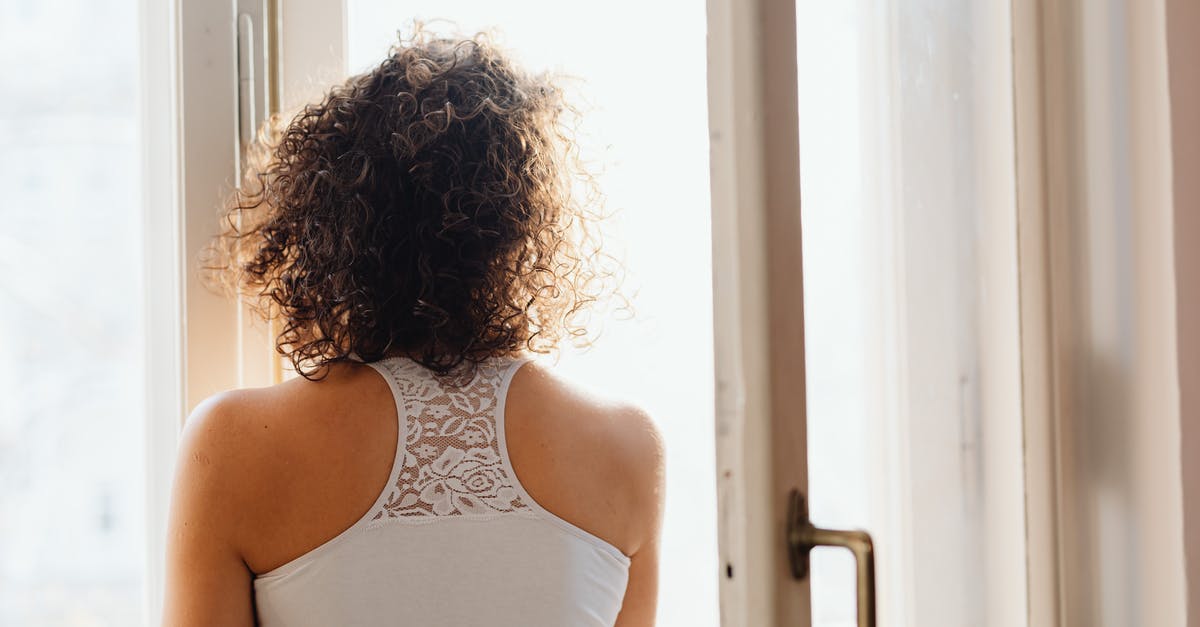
161;392;257;627
613;405;667;627
614;534;662;627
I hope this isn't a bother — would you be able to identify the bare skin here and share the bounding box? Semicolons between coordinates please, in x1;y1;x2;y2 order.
161;357;665;626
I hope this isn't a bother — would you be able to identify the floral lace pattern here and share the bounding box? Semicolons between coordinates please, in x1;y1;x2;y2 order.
369;357;532;521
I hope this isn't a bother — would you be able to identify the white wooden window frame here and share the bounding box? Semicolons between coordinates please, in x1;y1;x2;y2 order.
706;0;1030;623
139;0;346;621
1013;0;1198;625
1166;0;1200;621
712;0;1200;625
138;0;182;622
706;0;807;623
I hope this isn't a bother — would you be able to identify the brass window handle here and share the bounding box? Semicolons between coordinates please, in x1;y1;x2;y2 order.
787;489;877;627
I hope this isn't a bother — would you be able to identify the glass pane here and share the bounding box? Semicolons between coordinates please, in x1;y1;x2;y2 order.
344;4;717;626
797;2;1021;626
794;5;871;625
0;0;146;624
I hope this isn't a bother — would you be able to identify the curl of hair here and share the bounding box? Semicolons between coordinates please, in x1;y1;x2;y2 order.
201;26;621;381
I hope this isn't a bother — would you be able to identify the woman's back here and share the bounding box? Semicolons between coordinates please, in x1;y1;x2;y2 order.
254;354;630;625
164;355;662;626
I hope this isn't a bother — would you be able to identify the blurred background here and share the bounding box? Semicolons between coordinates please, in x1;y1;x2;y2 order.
0;0;145;624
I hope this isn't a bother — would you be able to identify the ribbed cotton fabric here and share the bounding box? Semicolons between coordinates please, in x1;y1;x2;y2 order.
252;354;631;626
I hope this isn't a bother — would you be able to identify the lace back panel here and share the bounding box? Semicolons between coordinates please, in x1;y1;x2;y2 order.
367;356;535;523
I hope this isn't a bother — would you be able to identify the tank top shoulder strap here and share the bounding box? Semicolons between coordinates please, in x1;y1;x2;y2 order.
489;355;633;563
495;353;535;399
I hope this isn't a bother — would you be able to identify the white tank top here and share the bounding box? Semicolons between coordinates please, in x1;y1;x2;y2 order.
252;354;632;626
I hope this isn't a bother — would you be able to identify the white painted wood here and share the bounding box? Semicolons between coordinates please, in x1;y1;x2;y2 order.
139;0;183;622
1010;1;1063;624
707;0;807;624
970;3;1030;625
707;0;771;622
176;0;290;406
1015;1;1186;625
278;0;347;114
178;0;244;410
1122;3;1187;627
233;0;278;389
1164;2;1200;624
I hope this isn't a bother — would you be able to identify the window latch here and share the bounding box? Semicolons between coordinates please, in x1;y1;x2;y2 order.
786;489;877;627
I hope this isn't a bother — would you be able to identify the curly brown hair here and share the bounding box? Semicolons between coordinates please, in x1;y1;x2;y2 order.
202;26;620;381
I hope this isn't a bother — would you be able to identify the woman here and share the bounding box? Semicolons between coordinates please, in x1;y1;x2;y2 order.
162;27;664;626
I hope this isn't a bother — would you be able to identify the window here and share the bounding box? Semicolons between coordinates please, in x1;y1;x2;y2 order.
797;2;1026;625
0;0;146;623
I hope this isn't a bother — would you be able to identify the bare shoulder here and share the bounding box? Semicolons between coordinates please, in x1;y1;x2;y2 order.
510;359;666;488
177;387;273;489
173;385;293;533
180;361;391;469
165;389;280;625
177;379;304;486
168;386;277;574
506;359;666;557
173;362;397;564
